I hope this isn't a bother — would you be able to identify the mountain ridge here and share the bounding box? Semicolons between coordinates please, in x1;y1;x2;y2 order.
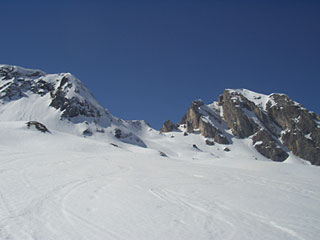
1;64;319;165
162;88;320;165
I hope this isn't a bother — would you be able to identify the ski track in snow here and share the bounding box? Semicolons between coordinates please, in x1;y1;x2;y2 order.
0;122;320;240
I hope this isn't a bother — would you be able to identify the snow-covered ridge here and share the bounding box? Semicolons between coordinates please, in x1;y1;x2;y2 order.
0;64;149;147
1;65;319;165
0;64;45;77
226;88;275;111
0;64;109;123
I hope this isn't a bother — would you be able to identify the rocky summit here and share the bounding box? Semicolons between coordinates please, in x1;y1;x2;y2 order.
162;89;320;165
0;64;148;147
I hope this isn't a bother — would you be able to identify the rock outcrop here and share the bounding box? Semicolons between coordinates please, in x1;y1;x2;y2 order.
49;76;103;120
160;120;179;132
114;128;147;148
179;100;230;144
266;94;320;165
26;121;50;133
252;130;288;161
162;89;320;165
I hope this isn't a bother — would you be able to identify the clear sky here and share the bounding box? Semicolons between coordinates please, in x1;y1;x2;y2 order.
1;0;319;129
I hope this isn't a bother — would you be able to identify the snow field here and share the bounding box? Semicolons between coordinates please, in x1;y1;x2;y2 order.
0;122;319;240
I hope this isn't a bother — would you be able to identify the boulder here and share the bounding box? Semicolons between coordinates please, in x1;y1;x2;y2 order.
26;121;50;133
205;139;215;146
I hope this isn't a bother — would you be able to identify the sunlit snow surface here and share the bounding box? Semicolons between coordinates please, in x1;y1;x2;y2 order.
0;122;319;240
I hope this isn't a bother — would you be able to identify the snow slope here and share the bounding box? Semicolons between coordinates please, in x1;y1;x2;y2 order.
0;121;319;240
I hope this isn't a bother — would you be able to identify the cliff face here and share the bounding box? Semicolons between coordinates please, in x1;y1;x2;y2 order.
162;89;320;165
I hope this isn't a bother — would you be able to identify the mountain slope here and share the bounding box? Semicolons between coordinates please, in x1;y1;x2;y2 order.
0;64;148;147
163;89;320;165
0;121;319;240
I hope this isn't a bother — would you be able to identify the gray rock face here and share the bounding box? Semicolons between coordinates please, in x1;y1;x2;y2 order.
220;90;320;165
265;94;320;165
184;100;204;129
163;89;320;165
252;130;288;161
179;100;230;144
219;91;259;138
199;118;229;144
49;76;103;120
160;120;178;132
282;130;320;165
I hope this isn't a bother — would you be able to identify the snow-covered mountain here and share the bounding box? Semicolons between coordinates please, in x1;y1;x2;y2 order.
162;89;320;166
1;65;320;239
1;64;319;165
0;64;148;147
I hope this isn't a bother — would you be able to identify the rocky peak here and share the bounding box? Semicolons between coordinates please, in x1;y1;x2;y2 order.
0;65;109;124
221;89;320;165
162;88;320;165
0;65;147;148
0;64;45;79
48;73;106;121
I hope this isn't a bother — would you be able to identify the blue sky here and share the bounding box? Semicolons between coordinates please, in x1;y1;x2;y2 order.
1;0;319;129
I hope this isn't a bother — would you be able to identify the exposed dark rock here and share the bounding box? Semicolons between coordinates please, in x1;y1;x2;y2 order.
217;94;224;106
0;65;45;80
26;121;50;133
159;151;168;157
186;120;194;133
181;100;204;129
83;129;93;136
0;76;52;101
50;86;102;119
282;130;320;165
199;118;230;144
160;120;178;132
183;132;188;136
214;134;230;144
265;94;320;165
252;130;288;162
221;90;259;138
114;128;122;138
224;147;230;152
110;143;119;147
193;144;201;151
218;90;320;164
178;100;230;144
96;128;105;133
205;139;215;146
114;128;147;148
